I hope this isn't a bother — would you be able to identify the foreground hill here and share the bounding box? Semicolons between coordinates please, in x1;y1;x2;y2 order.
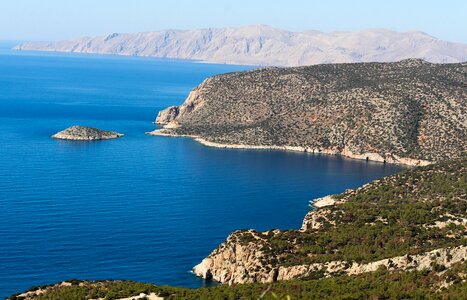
8;264;467;299
15;25;467;66
193;157;466;284
152;60;466;165
9;157;467;299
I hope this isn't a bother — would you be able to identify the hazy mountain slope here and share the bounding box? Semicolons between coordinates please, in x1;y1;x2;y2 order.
15;25;467;66
152;59;467;165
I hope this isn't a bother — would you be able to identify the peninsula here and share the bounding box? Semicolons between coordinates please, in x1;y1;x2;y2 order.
52;126;124;141
150;59;466;166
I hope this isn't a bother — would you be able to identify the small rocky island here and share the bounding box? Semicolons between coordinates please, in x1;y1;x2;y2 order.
52;126;124;140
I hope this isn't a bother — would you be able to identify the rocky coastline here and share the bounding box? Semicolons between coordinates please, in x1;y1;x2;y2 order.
146;60;466;288
191;158;467;285
148;129;431;166
192;240;466;285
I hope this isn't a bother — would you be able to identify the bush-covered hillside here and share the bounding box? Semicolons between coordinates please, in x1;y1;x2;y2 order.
156;60;466;163
266;156;467;266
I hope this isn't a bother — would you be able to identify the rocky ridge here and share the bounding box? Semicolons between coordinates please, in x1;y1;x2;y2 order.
152;60;466;165
15;25;467;67
52;126;124;140
192;157;467;284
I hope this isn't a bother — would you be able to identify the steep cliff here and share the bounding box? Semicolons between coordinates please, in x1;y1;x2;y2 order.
192;157;467;284
152;60;466;165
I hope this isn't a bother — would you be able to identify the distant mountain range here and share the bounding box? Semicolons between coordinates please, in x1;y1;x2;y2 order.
14;25;467;66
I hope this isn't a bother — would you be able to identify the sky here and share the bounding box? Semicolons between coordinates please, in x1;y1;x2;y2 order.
1;0;466;43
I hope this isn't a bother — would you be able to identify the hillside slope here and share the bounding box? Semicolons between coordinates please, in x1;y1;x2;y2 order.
152;60;466;165
15;25;467;66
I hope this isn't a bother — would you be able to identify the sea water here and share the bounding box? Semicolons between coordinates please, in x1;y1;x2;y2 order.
0;48;404;297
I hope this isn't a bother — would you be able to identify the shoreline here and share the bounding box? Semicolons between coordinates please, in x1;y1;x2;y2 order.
147;129;431;167
12;48;261;67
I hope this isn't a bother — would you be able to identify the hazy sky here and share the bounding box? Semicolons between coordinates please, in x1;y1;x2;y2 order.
2;0;466;43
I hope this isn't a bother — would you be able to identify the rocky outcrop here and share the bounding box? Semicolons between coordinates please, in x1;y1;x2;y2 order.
155;106;179;125
277;246;466;281
301;207;335;231
152;60;466;165
192;230;276;284
155;83;208;126
193;243;466;284
52;126;124;140
14;25;467;67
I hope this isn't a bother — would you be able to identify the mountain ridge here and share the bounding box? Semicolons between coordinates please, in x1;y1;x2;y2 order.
14;25;467;66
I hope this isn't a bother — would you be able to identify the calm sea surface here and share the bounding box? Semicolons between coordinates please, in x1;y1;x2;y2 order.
0;48;404;297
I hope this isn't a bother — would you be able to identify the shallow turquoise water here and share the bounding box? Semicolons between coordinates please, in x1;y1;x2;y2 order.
0;49;404;297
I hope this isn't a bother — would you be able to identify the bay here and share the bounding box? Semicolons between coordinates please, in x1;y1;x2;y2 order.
0;49;404;297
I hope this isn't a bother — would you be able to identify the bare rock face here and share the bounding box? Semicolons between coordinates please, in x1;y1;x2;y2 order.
155;106;179;125
52;126;124;140
192;230;277;284
276;246;467;281
193;229;466;284
301;208;334;231
155;82;208;128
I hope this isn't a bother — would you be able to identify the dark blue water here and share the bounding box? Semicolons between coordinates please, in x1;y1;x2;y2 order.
0;49;404;297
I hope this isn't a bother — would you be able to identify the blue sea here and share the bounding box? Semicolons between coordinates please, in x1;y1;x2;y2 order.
0;46;404;297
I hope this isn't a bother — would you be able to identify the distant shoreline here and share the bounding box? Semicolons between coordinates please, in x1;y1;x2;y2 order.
11;48;261;68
